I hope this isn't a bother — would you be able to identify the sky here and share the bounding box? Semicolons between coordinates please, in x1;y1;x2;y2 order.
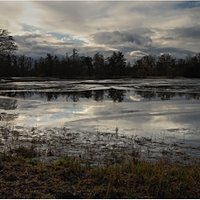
1;1;200;63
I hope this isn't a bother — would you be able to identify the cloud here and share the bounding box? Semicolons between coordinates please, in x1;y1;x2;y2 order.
172;26;200;39
32;2;109;35
14;32;81;58
91;30;152;47
129;50;147;57
1;1;200;63
0;2;25;32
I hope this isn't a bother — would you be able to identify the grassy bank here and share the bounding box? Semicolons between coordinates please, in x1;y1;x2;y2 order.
1;147;200;199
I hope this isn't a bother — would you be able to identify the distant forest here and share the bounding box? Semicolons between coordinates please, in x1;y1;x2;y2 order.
1;29;200;79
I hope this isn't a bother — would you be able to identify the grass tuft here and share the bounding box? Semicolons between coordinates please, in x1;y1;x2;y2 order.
11;145;38;158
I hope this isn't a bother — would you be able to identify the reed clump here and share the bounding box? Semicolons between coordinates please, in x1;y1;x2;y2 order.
0;148;200;199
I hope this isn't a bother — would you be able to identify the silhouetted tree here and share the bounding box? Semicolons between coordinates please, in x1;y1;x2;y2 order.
176;58;186;76
183;53;200;78
17;55;33;76
93;52;104;78
156;54;176;76
0;29;18;55
0;29;18;77
81;56;93;77
68;49;83;77
107;51;126;77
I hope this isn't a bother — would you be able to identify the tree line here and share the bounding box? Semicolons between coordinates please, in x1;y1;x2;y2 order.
133;53;200;78
1;28;200;78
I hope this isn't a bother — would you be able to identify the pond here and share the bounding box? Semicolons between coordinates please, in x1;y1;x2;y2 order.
0;78;200;164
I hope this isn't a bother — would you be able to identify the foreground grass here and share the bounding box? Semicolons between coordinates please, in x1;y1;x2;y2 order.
1;147;200;199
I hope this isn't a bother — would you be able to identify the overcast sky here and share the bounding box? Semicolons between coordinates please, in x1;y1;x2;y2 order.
1;1;200;62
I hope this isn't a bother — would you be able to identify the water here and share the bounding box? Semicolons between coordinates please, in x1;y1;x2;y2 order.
0;78;200;163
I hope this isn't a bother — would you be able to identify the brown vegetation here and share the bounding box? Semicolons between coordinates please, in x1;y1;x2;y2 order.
1;147;200;199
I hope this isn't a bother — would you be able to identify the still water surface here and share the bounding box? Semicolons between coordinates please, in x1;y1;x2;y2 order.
0;78;200;160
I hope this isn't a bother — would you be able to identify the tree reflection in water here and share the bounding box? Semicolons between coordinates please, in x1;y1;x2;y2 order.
0;98;18;110
135;90;200;101
107;89;125;102
0;89;200;103
0;98;18;120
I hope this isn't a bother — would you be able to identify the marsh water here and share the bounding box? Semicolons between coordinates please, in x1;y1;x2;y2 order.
0;78;200;163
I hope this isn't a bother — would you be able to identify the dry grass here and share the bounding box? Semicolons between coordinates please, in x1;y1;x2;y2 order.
0;148;200;199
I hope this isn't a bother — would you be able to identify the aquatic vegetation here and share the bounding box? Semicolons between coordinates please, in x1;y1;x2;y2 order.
0;124;199;166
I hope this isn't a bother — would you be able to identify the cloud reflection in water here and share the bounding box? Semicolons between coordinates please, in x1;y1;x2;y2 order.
0;79;200;145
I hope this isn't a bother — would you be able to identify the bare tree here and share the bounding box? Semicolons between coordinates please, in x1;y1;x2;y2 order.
0;29;18;55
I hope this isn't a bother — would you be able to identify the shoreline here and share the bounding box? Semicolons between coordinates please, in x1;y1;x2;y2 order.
0;124;199;166
0;76;188;82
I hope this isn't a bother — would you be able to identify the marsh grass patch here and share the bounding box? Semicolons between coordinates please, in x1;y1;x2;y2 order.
1;144;200;198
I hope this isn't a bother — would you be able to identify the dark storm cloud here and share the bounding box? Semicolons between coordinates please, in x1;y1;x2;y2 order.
14;33;80;58
92;30;152;46
14;34;41;47
15;34;75;46
159;36;175;41
32;45;58;53
172;26;200;39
